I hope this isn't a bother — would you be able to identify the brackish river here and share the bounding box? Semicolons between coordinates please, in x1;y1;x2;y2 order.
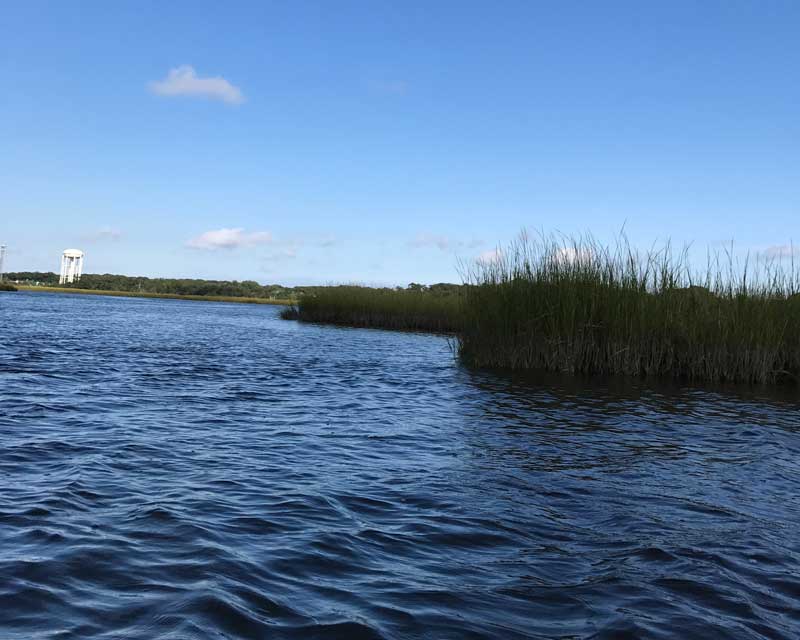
1;292;799;639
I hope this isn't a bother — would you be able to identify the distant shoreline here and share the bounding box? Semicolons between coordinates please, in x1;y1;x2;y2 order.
16;285;293;305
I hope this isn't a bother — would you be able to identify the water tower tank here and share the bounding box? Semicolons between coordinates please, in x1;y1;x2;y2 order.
60;249;84;284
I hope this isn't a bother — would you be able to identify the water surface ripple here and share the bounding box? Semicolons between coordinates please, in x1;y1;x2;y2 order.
1;292;799;639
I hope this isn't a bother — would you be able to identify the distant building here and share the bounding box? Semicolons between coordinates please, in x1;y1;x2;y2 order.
60;249;84;284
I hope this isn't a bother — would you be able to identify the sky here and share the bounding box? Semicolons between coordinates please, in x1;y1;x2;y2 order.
1;1;799;286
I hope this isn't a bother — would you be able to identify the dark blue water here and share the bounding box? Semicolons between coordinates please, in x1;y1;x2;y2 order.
1;292;799;639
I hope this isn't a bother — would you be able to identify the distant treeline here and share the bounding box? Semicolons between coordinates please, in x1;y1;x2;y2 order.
6;272;296;298
5;272;59;285
5;272;462;301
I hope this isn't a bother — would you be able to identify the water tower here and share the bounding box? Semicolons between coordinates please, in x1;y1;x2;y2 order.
59;249;84;284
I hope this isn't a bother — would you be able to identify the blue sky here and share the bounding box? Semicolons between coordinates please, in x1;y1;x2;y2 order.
1;1;798;285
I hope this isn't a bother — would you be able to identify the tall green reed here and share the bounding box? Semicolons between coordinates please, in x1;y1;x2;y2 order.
459;232;800;384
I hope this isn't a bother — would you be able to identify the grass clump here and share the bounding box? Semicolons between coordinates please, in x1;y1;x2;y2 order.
459;232;800;385
0;282;18;292
283;285;462;333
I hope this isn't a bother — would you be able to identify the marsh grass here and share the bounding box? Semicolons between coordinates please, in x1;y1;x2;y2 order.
459;232;800;385
0;282;18;292
284;285;462;333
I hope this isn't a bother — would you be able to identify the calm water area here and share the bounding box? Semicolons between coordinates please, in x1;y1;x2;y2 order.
1;291;799;639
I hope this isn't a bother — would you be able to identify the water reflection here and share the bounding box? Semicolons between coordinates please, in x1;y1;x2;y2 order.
449;366;800;637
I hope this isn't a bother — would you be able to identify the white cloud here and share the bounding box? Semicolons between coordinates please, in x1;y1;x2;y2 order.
764;244;799;259
187;228;272;250
553;246;593;265
149;66;244;105
477;248;503;264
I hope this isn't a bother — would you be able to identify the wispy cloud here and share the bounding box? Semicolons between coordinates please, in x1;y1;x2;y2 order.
187;228;272;250
149;66;244;105
410;233;451;251
262;248;298;262
763;244;799;259
410;234;484;252
477;248;503;264
82;227;123;242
